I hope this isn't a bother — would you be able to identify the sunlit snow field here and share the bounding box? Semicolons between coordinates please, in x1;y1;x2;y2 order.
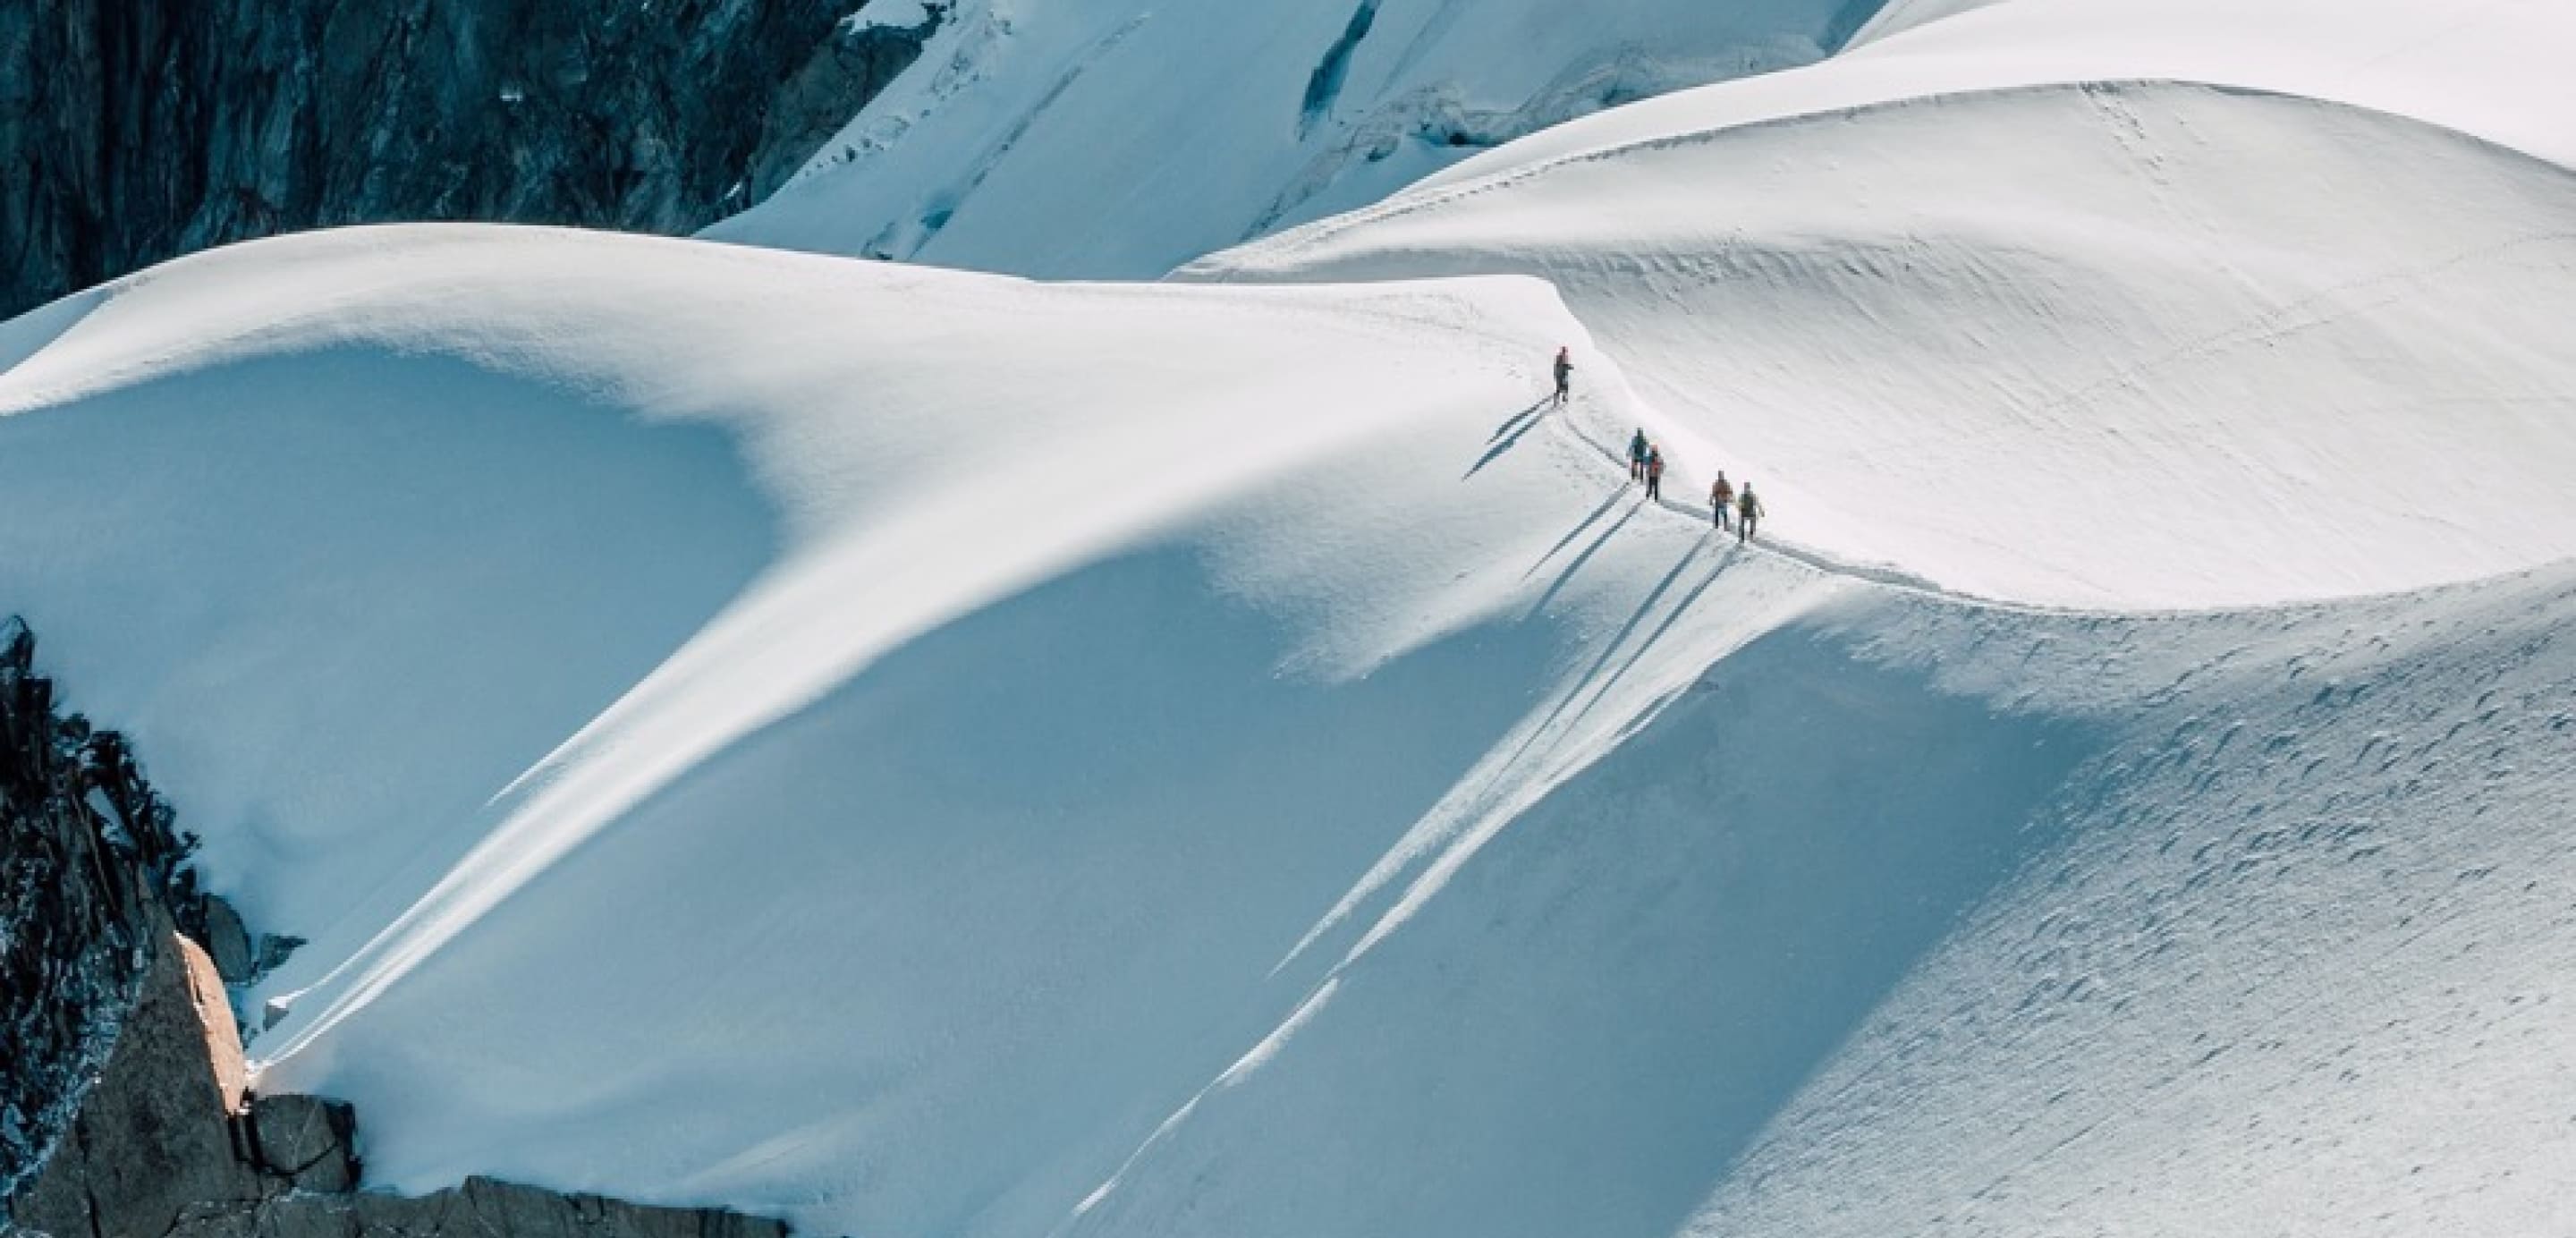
3;0;2573;1234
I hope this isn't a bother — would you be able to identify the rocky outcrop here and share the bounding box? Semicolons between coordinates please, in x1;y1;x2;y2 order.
242;1095;358;1196
170;1174;790;1238
8;925;790;1238
9;932;262;1238
0;0;945;318
0;619;787;1236
0;617;208;1199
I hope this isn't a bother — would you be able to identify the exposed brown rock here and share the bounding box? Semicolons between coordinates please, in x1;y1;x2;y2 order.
5;925;792;1238
9;932;264;1238
2;618;790;1236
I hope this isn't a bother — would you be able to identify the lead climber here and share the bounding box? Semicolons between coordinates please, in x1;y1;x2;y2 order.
1627;428;1649;482
1710;471;1734;531
1553;346;1574;406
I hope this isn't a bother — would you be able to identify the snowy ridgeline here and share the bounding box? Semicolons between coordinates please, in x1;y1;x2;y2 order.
3;216;2572;1236
2;0;2575;1234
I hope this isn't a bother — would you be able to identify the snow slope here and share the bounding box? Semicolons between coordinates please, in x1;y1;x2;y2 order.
0;224;1848;1235
1065;564;2576;1238
1194;83;2576;608
1666;570;2576;1237
702;0;1888;277
5;215;2572;1237
4;1;2574;1232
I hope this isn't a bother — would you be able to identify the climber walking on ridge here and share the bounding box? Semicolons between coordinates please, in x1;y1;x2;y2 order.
1645;445;1665;501
1628;428;1649;482
1553;346;1574;407
1709;471;1733;531
1737;483;1764;543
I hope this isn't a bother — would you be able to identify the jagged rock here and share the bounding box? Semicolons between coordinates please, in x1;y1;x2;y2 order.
2;616;216;1200
748;4;950;202
160;1176;792;1238
0;0;943;318
436;1175;789;1238
247;1095;356;1194
201;895;256;984
251;935;305;979
9;932;261;1238
3;619;792;1235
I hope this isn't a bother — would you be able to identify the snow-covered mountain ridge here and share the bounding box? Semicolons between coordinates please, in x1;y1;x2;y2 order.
3;0;2573;1234
708;0;1895;276
1192;81;2576;607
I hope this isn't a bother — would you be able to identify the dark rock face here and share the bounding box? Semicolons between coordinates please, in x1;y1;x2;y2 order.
9;932;262;1238
167;1174;791;1238
8;927;791;1238
0;620;789;1236
244;1095;357;1195
200;897;256;985
0;617;208;1200
0;0;944;318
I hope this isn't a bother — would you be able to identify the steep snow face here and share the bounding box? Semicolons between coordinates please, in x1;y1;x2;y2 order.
702;0;1889;276
1193;84;2576;609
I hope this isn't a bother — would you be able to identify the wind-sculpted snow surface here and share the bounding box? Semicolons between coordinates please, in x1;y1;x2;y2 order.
3;183;2573;1237
1194;84;2576;609
0;225;1843;1234
12;3;2576;1223
9;213;2575;1238
1695;573;2576;1237
703;0;1887;276
1064;565;2576;1238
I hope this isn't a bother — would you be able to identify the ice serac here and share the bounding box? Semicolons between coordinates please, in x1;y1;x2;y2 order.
0;0;942;318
